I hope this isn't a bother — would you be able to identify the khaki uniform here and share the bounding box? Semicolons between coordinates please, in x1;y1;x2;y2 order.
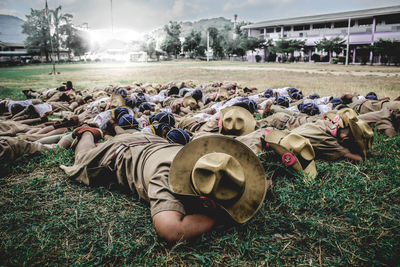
61;133;185;217
0;120;31;136
290;120;350;161
349;99;400;114
0;136;51;161
358;107;395;133
258;112;320;130
178;116;219;133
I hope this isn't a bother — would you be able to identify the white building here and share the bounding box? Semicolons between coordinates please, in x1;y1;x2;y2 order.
242;5;400;63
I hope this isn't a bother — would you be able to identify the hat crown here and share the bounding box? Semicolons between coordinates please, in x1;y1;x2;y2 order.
192;153;245;202
280;134;315;161
223;110;245;132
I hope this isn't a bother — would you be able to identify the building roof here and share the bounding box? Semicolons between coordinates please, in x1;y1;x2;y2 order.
242;5;400;29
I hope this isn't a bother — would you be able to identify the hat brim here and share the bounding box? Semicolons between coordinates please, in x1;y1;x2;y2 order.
348;119;367;158
169;135;267;224
110;93;126;108
265;130;317;179
219;106;256;136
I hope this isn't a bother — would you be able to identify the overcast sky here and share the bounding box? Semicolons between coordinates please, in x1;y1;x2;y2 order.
1;0;399;33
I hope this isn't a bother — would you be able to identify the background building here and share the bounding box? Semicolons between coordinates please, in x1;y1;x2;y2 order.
242;5;400;64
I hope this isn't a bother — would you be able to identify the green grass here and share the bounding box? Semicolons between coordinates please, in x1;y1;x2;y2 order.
0;133;399;266
0;61;399;265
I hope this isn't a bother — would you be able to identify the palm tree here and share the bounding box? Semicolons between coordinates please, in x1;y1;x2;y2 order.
50;6;72;60
315;37;345;63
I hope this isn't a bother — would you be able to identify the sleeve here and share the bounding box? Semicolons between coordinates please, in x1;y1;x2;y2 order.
147;164;186;217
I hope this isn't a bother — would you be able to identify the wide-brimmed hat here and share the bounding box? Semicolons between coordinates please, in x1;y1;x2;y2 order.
169;135;267;223
93;90;108;99
219;106;256;136
265;130;317;179
110;93;126;108
325;108;358;128
348;117;374;158
217;87;230;101
145;87;158;95
182;96;197;109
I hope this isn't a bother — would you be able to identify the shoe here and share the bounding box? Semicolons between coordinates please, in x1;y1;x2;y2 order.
72;125;103;142
54;116;79;129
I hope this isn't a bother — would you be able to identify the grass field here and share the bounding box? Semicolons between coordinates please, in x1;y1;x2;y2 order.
0;61;400;266
1;61;400;99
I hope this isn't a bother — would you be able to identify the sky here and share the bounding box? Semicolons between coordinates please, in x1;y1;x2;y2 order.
1;0;400;34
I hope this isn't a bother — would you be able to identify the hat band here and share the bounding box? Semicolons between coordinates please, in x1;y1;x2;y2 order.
189;171;245;207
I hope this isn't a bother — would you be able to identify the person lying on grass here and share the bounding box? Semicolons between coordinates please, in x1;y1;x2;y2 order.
60;126;268;243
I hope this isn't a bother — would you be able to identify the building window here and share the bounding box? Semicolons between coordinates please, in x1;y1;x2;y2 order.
293;24;310;31
266;28;274;33
358;18;372;26
377;14;400;25
313;23;331;29
276;27;281;32
334;20;349;28
284;26;291;31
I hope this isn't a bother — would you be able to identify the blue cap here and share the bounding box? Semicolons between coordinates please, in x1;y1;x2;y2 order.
330;97;342;107
290;92;303;100
276;96;290;108
309;93;320;100
125;97;136;108
135;96;146;107
113;107;129;121
264;89;273;98
233;99;258;114
153;123;172;137
298;103;320;115
118;114;138;129
365;92;378;100
192;89;203;101
150;112;175;127
116;88;128;98
167;128;191;145
139;102;154;113
287;87;299;94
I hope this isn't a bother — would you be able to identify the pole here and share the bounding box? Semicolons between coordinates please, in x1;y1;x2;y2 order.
110;0;114;35
345;18;351;66
207;30;210;62
47;9;56;74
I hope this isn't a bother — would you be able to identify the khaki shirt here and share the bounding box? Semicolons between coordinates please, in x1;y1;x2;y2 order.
290;120;350;161
61;132;185;217
359;107;394;132
349;99;399;114
258;112;321;131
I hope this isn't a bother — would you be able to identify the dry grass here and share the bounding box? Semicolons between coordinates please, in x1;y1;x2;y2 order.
1;60;399;99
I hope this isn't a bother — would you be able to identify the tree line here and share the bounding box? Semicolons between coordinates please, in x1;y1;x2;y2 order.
22;6;89;62
152;21;400;65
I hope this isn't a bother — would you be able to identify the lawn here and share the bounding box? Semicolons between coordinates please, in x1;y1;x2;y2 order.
0;61;399;266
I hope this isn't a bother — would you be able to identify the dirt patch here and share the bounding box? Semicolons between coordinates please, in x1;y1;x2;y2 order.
195;66;400;77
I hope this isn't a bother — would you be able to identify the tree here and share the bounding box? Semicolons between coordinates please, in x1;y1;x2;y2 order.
65;29;90;59
50;6;73;60
270;39;305;62
182;30;205;58
141;35;157;60
207;27;225;59
224;38;246;59
240;36;264;54
161;21;181;58
22;8;52;61
372;39;400;65
315;37;345;62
